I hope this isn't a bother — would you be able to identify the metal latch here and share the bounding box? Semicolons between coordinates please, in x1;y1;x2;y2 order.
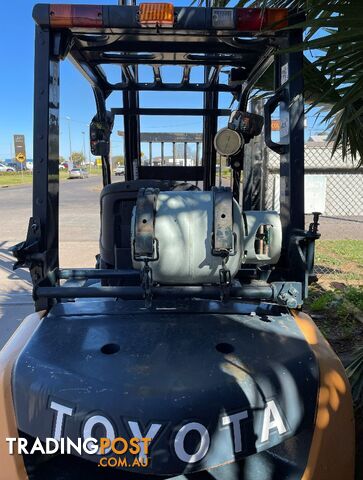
133;188;160;306
212;187;235;300
10;217;43;270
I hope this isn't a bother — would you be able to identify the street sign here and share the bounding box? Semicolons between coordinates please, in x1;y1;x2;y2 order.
271;120;281;131
13;134;26;163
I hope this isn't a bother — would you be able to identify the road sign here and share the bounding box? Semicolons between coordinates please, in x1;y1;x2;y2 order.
271;120;281;131
13;134;26;163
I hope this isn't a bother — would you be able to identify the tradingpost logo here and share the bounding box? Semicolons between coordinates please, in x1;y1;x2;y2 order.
98;436;151;468
6;436;151;469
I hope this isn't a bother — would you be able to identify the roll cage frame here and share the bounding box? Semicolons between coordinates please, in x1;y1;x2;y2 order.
13;3;319;311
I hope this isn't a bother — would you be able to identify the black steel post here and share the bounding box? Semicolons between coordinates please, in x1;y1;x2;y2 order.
32;26;60;310
278;26;305;248
243;98;265;210
119;0;140;180
130;65;141;173
122;85;133;180
203;67;218;190
122;68;140;180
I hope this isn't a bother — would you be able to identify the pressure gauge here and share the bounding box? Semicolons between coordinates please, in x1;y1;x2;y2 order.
214;127;244;157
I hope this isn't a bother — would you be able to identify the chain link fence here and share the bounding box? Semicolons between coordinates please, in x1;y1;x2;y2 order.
263;142;363;277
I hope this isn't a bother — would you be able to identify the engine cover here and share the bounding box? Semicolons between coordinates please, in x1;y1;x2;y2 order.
12;299;318;476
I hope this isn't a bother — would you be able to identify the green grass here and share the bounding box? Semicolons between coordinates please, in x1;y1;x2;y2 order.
316;240;363;265
309;286;363;315
308;242;363;336
315;240;363;281
0;168;103;187
309;290;336;312
345;286;363;311
307;285;363;338
0;171;33;186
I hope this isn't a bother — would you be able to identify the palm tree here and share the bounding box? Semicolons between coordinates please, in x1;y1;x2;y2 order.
347;348;363;410
196;0;363;165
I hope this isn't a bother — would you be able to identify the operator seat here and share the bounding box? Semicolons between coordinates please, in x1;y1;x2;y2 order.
99;180;199;274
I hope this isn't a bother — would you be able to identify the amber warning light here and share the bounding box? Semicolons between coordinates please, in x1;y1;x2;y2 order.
139;3;174;28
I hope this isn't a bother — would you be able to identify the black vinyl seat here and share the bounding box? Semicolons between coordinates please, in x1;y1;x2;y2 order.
99;179;200;274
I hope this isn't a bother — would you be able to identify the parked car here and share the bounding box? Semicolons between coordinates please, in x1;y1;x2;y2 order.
114;165;125;176
68;168;89;179
8;162;22;171
0;163;15;172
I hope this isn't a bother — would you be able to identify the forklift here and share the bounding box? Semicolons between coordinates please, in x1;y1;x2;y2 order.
0;2;355;479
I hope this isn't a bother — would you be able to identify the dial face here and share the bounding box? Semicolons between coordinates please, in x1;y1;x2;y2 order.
214;128;243;156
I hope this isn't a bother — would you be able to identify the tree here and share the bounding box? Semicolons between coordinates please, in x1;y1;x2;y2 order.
59;156;66;164
198;0;363;165
70;151;85;166
111;155;124;167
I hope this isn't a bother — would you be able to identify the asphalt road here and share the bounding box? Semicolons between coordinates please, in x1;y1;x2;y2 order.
0;175;103;347
1;174;362;347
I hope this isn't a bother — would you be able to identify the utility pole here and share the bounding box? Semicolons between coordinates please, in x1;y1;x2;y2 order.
66;116;72;164
82;131;86;165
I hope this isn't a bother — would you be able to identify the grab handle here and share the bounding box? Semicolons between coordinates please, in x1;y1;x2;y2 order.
264;91;289;154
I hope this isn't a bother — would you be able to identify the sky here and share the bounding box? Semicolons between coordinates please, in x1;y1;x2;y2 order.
0;0;327;162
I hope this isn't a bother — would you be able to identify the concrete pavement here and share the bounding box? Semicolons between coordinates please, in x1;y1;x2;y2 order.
0;246;33;347
0;175;102;347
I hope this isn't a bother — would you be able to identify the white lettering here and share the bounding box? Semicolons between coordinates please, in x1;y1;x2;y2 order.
65;437;82;455
221;410;248;453
30;437;46;455
174;422;210;463
6;438;17;455
83;415;115;454
128;420;162;460
261;400;287;443
83;438;99;455
45;438;59;455
50;401;73;440
17;438;28;455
